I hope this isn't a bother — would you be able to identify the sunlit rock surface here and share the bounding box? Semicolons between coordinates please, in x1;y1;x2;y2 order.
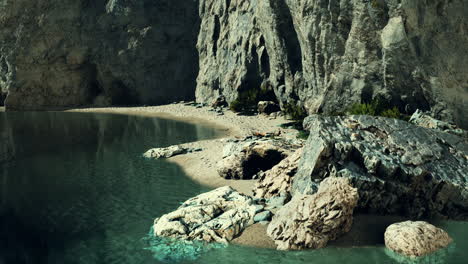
267;177;358;250
385;221;452;258
293;115;468;219
153;186;256;243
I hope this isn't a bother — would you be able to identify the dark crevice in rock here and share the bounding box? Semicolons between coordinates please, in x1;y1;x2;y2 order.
273;0;303;75
212;15;221;57
242;150;287;179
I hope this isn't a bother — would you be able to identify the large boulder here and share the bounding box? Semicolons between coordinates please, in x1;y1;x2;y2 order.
267;177;358;250
254;148;302;199
384;221;452;258
153;186;256;244
293;115;468;219
217;139;288;180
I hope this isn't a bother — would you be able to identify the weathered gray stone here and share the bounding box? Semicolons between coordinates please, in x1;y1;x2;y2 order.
153;186;256;244
293;115;468;219
0;0;200;109
267;177;359;250
254;211;272;223
195;0;468;129
410;109;467;138
143;145;198;159
385;221;452;258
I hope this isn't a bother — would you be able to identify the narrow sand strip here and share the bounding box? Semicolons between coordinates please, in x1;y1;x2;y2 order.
67;104;296;195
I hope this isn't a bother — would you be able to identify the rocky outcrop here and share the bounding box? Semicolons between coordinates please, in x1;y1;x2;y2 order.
293;115;468;219
153;186;256;243
254;148;302;199
267;177;359;250
217;138;289;180
143;145;200;159
0;1;466;128
196;0;468;129
410;109;467;138
0;0;200;109
384;221;452;258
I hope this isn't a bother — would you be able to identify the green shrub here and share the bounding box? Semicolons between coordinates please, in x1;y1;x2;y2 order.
284;103;308;121
347;99;406;120
348;102;377;116
380;107;401;119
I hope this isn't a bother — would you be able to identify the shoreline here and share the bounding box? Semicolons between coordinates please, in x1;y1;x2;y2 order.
65;104;414;249
66;104;295;195
67;103;296;248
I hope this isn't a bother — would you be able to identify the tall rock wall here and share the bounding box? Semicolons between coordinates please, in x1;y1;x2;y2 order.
196;0;467;128
0;0;200;109
0;0;466;127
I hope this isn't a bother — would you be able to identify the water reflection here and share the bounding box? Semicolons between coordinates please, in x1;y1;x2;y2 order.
0;112;218;264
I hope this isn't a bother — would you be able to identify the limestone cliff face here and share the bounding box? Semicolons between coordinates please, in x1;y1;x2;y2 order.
0;0;200;109
0;0;466;127
196;0;467;128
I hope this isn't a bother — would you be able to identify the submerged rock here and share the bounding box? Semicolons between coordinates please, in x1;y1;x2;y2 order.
385;221;452;258
293;115;468;219
217;139;289;180
267;177;358;250
143;145;199;159
254;148;302;199
153;186;256;244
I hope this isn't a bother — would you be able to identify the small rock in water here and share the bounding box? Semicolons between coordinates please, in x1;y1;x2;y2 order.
143;145;192;159
384;221;453;258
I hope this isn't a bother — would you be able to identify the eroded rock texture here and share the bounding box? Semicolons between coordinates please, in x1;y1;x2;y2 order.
153;186;256;243
293;115;468;219
267;177;359;250
0;0;200;109
385;221;452;258
217;138;289;180
196;0;468;128
254;148;302;199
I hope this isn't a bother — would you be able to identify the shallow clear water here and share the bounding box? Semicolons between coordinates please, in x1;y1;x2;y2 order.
1;112;467;264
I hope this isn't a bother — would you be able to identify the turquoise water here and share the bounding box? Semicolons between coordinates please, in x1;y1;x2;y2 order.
1;112;467;264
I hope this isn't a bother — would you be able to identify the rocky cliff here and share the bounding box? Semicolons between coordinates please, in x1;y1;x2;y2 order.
0;0;200;109
196;0;467;128
0;0;466;127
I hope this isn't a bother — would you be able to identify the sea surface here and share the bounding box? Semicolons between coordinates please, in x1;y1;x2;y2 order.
1;112;467;264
